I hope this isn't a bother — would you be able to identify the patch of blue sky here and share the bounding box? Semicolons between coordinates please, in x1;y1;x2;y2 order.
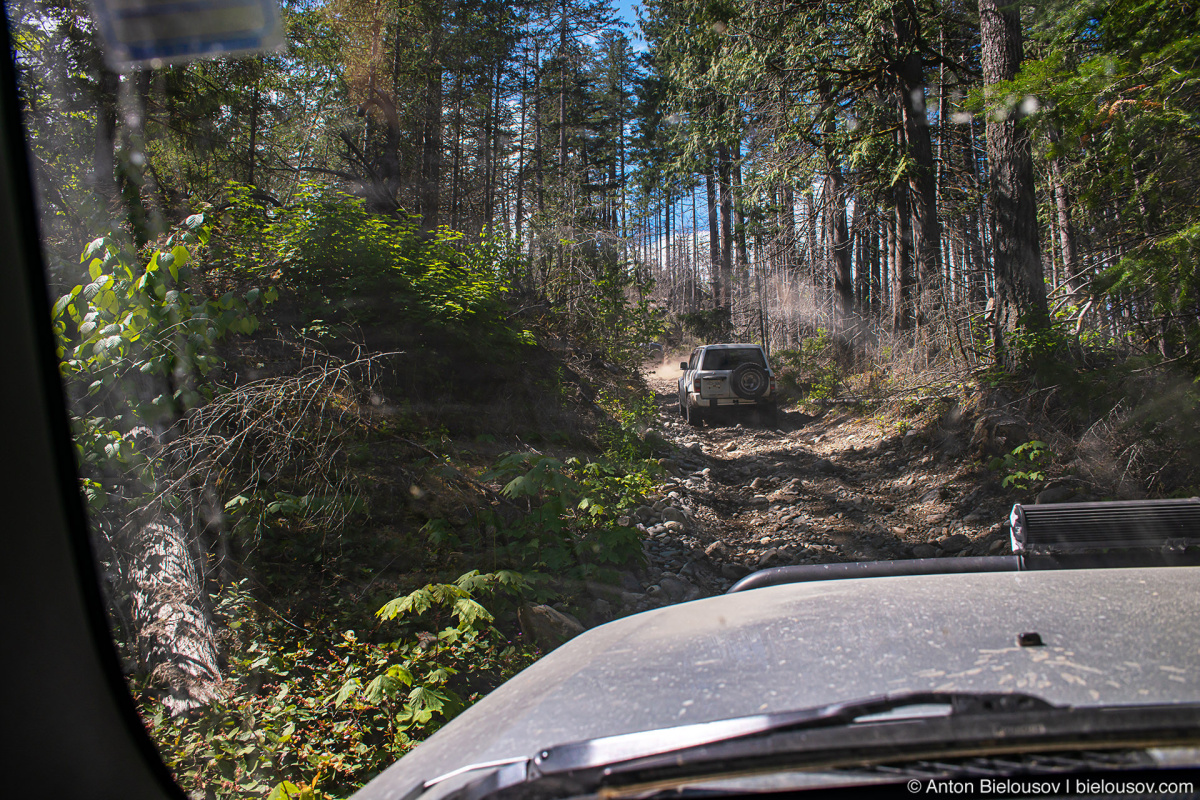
617;0;647;50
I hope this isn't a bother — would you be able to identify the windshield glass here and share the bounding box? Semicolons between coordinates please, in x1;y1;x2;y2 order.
8;0;1200;796
700;348;766;370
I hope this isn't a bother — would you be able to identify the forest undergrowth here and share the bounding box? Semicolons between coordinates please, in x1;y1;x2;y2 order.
52;187;674;800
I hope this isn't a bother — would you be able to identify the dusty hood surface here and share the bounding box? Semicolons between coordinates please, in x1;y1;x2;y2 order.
354;566;1200;799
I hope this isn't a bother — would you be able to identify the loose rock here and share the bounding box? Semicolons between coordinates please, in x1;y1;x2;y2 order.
661;507;686;523
721;563;751;581
518;604;585;651
937;533;971;552
919;487;943;503
704;541;730;560
585;580;642;608
1036;485;1076;505
659;575;701;602
758;547;785;568
963;508;987;523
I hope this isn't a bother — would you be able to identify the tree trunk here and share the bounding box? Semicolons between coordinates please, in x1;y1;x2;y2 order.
247;85;259;187
855;209;868;311
515;67;526;249
782;182;797;278
733;140;749;290
819;79;853;330
533;43;545;217
618;99;627;243
717;142;734;317
870;214;883;317
1048;130;1080;298
558;0;569;189
893;2;942;326
892;185;913;331
119;509;223;715
485;58;502;233
92;68;120;214
483;61;495;233
828;168;853;329
980;0;1048;360
803;189;817;278
706;156;720;305
450;88;462;230
964;131;988;308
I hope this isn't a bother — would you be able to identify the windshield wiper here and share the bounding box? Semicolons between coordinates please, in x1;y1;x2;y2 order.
404;692;1046;800
536;691;1056;774
416;692;1200;800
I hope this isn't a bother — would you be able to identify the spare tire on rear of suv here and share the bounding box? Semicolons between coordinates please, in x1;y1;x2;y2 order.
730;362;768;399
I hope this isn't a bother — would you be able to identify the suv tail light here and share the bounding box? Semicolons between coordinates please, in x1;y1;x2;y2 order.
693;376;702;391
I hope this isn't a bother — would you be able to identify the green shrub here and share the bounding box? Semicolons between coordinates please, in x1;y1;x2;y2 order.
51;216;273;510
596;390;659;462
212;183;528;354
481;453;650;580
137;575;536;800
990;441;1050;490
541;258;665;370
773;330;843;402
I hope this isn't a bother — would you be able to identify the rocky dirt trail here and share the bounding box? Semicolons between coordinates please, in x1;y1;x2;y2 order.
590;372;1020;619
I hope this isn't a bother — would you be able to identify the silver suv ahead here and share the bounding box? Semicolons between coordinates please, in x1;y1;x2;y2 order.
678;343;777;426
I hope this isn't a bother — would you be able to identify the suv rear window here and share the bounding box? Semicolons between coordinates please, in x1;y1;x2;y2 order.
701;348;767;370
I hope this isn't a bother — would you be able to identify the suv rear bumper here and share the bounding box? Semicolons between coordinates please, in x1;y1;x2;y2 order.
687;392;774;407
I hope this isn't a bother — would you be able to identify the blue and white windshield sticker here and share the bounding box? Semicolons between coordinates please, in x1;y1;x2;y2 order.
90;0;285;69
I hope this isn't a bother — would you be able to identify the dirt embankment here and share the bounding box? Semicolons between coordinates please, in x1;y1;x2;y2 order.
608;371;1024;611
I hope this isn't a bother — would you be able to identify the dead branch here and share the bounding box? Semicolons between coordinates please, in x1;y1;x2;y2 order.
155;348;401;542
378;430;524;512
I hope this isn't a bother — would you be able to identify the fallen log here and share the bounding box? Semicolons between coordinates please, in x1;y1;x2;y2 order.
119;509;223;715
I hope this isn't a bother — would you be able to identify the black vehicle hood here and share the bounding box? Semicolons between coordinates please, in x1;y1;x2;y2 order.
353;567;1200;800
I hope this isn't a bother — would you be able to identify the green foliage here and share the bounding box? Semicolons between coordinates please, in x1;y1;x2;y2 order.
679;308;732;343
376;570;527;629
541;257;666;370
51;216;273;505
990;441;1051;490
267;781;322;800
222;490;367;557
1063;363;1200;495
418;387;664;582
1092;222;1200;359
1016;0;1200;365
595;390;661;462
362;570;529;736
215;183;526;348
480;453;649;580
138;579;536;800
1006;320;1070;377
773;331;843;402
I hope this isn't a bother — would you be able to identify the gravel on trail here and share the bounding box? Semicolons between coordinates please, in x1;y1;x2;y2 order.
576;371;1016;626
